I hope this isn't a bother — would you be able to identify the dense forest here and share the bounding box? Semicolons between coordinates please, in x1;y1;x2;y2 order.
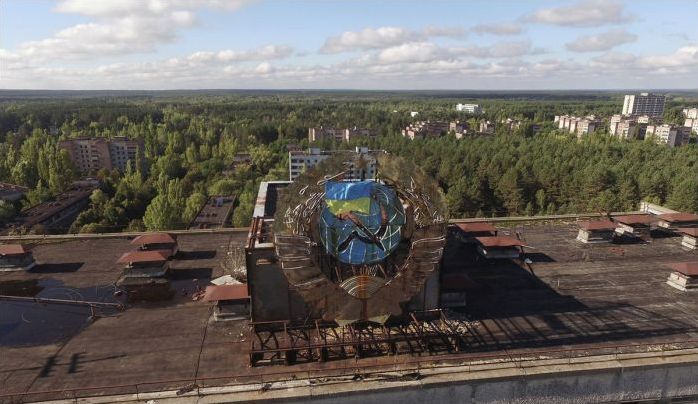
0;90;696;233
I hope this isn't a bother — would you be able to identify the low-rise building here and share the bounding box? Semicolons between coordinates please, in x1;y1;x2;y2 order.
188;195;236;230
4;185;97;234
448;121;469;137
288;147;377;181
646;124;691;147
456;103;482;114
0;182;27;202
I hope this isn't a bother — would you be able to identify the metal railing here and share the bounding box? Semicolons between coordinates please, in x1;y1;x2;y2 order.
3;338;698;403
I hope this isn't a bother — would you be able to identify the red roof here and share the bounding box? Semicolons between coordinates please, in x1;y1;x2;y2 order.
658;213;698;223
475;236;526;248
0;244;27;256
131;233;176;245
454;222;496;234
202;284;249;302
117;250;170;264
679;227;698;237
578;220;617;231
666;262;698;276
613;214;654;226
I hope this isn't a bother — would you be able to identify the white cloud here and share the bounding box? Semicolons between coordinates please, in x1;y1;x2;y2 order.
524;0;631;27
319;26;465;54
471;23;523;36
187;45;293;63
10;0;255;62
566;29;637;52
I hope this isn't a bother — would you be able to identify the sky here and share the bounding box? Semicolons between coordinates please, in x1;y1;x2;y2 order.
0;0;697;90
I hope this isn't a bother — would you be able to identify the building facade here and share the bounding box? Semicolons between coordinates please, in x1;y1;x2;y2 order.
455;103;482;114
646;124;691;147
288;147;377;181
402;121;449;140
308;127;375;142
622;93;665;118
59;137;143;174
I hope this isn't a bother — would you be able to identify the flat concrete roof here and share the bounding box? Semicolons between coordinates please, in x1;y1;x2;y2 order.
3;222;698;402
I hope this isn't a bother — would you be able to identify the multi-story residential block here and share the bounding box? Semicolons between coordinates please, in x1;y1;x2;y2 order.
683;118;698;134
622;93;665;118
455;103;482;114
288;147;377;181
59;137;143;174
682;108;698;119
479;120;495;134
646;124;692;147
402;121;449;140
575;118;602;137
308;127;376;142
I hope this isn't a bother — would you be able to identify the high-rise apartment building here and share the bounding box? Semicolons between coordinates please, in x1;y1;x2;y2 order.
59;137;144;174
622;93;665;118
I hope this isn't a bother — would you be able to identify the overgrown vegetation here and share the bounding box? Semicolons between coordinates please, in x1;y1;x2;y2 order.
0;91;696;232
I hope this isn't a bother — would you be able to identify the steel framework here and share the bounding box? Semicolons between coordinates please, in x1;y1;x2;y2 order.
249;309;468;366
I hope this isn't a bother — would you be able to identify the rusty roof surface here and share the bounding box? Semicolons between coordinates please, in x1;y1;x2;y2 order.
0;244;27;256
131;233;177;245
202;284;249;302
678;227;698;237
5;226;698;401
666;262;698;276
613;214;654;225
658;213;698;223
578;220;617;231
117;249;170;264
475;236;526;248
454;222;496;234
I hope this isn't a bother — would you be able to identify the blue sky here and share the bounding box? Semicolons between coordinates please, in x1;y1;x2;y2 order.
1;0;697;90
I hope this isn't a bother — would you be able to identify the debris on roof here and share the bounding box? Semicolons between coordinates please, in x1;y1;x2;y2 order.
210;274;241;286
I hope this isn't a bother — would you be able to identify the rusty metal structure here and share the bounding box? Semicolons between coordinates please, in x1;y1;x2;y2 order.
248;153;452;365
249;309;469;366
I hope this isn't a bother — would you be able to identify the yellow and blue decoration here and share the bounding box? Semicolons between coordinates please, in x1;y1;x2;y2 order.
319;181;405;265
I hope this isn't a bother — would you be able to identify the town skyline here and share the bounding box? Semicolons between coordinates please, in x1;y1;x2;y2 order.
1;0;697;90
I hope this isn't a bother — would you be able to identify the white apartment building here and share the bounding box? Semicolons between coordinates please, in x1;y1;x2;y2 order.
308;127;375;142
288;147;377;181
646;124;691;147
455;103;482;114
684;118;698;134
682;108;698;119
622;93;665;118
555;115;601;137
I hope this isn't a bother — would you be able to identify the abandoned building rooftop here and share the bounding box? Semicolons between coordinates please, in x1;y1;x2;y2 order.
1;217;698;402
